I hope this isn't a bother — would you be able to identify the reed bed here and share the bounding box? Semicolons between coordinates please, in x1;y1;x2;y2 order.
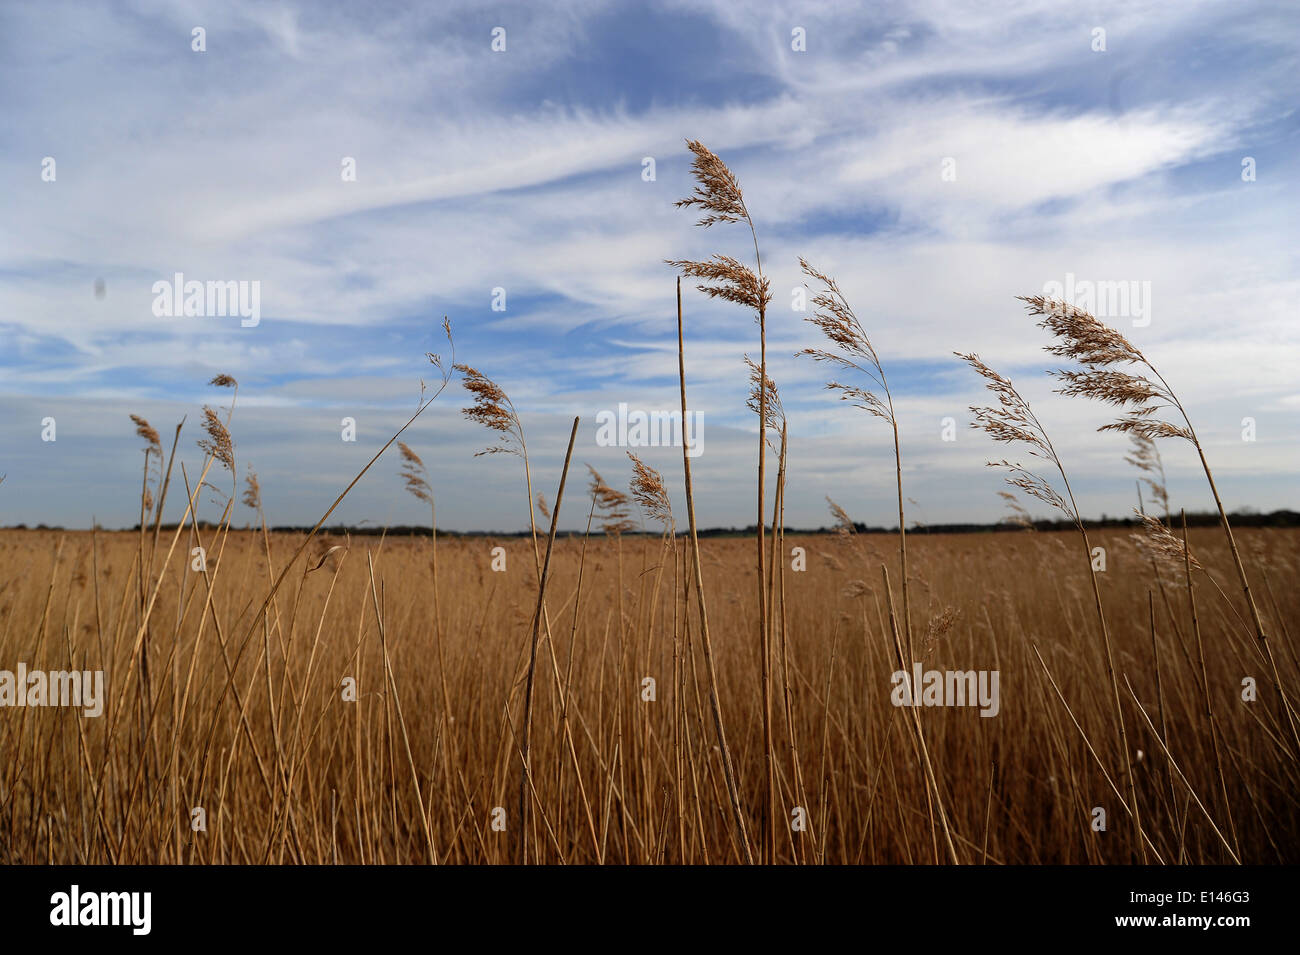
0;525;1295;864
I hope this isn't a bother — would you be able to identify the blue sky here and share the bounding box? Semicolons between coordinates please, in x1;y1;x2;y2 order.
1;0;1297;532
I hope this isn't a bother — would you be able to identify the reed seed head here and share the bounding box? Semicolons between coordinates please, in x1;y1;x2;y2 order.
957;352;1076;522
454;364;522;456
1132;509;1201;571
242;466;261;510
826;496;855;536
627;452;672;530
666;255;771;313
674;139;749;228
998;491;1035;530
397;441;432;503
587;465;634;536
744;355;784;436
197;405;234;471
1022;296;1194;446
1020;296;1144;367
1127;433;1171;517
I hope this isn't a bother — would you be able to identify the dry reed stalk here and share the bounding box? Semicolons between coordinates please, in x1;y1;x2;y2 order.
1180;510;1240;858
1145;591;1180;832
457;360;593;859
670;139;774;861
748;353;783;859
517;416;579;864
1030;646;1167;863
881;562;959;863
772;420;811;863
674;276;753;864
799;258;939;859
365;552;437;863
128;414;162;782
627;451;674;850
1123;675;1240;863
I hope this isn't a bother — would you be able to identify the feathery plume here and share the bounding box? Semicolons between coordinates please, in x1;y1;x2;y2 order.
242;466;261;510
628;452;672;530
397;441;432;504
674;139;750;228
826;496;855;536
744;355;783;440
454;364;523;457
797;258;893;423
998;491;1035;531
587;465;634;536
1019;297;1192;442
924;607;961;656
665;255;771;314
1132;509;1201;571
956;352;1076;522
130;414;162;453
1126;432;1169;519
197;405;234;471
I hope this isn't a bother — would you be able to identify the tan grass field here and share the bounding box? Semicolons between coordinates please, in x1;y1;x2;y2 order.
1;525;1295;864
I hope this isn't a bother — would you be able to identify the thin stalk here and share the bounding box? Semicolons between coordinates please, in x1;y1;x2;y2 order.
676;277;753;864
517;416;579;864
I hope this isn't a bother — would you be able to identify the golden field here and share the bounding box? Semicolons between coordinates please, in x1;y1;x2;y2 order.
1;524;1294;864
